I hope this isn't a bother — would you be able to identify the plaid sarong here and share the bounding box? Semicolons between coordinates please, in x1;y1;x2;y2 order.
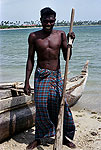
34;67;75;140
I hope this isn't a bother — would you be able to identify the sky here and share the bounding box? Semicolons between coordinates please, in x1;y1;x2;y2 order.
0;0;101;23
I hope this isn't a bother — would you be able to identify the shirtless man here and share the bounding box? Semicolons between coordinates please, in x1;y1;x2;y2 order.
24;7;76;149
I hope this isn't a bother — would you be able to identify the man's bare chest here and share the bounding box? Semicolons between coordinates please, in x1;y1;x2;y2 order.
35;34;61;50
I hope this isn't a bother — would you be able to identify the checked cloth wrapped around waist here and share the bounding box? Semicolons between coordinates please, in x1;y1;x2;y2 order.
34;67;75;140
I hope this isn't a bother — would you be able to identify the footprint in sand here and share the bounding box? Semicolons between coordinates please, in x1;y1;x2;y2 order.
91;111;97;114
97;117;101;122
91;115;97;119
75;114;85;117
90;131;98;136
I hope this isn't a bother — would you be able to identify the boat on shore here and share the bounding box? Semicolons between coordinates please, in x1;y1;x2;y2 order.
65;60;89;107
0;61;89;142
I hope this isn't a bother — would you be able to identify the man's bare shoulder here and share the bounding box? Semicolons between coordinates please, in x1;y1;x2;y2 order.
53;30;66;35
29;30;41;38
53;30;67;43
28;30;42;42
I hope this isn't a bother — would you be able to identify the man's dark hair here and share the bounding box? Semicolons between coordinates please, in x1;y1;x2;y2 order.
40;7;56;18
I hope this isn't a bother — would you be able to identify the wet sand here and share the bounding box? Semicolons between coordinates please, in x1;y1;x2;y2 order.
0;109;101;150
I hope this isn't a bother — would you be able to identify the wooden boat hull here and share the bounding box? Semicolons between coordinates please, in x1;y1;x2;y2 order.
65;60;89;107
0;93;35;143
0;103;35;143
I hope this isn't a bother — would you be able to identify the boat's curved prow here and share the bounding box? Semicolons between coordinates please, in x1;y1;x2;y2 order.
81;60;89;75
65;60;89;107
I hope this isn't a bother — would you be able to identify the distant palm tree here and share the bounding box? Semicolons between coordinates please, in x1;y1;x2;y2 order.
10;22;14;26
1;21;4;26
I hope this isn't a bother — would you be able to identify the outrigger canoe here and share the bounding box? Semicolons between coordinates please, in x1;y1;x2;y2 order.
0;61;88;142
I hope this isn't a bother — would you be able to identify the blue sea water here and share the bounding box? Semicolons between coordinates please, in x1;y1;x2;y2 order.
0;26;101;112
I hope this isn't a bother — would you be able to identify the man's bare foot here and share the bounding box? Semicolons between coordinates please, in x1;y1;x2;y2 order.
26;139;40;150
63;137;76;149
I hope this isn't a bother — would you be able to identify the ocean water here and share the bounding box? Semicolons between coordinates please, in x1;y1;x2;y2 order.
0;26;101;112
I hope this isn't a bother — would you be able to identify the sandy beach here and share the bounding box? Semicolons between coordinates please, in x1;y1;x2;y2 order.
0;108;101;150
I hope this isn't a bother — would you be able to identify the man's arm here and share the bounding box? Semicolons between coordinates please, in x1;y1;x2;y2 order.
61;31;75;61
24;33;35;95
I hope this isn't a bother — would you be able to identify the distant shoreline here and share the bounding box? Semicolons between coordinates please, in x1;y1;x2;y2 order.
0;24;101;31
0;26;41;31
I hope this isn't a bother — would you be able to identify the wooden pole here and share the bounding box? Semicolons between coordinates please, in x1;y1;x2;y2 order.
53;8;75;150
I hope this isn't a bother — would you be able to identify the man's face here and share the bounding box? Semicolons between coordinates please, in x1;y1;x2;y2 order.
41;14;56;33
